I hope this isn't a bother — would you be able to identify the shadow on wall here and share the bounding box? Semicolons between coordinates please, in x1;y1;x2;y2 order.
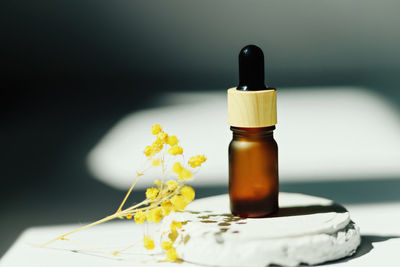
2;0;400;98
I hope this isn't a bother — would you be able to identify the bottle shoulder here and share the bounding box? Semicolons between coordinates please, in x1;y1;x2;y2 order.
229;137;277;149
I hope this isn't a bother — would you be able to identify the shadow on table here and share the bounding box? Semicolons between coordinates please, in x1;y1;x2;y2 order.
271;203;347;218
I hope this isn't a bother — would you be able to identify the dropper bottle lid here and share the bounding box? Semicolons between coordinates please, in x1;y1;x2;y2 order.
228;45;277;127
237;45;275;91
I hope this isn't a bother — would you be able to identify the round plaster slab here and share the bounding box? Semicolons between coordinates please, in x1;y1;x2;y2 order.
164;193;360;267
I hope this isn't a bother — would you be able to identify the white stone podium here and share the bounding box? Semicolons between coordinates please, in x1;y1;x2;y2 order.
164;193;360;266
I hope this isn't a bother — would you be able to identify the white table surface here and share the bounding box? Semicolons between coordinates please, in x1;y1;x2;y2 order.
1;195;399;267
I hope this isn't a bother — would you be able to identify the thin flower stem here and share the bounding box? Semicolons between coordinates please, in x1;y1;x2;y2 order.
40;199;151;248
122;200;149;212
113;241;139;255
119;205;148;216
160;154;165;192
116;173;142;213
42;183;183;248
39;213;118;247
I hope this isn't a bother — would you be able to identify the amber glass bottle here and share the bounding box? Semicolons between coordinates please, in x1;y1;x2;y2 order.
229;126;278;217
227;45;279;218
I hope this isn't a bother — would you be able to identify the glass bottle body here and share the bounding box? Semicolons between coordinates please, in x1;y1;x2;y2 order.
229;126;279;218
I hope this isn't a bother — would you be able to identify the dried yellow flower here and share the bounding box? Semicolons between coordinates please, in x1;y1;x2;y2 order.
172;162;183;173
178;168;192;180
180;185;195;203
152;159;161;166
153;207;163;223
172;162;193;180
166;247;178;261
151;124;162;135
161;200;173;216
143;236;155;250
161;241;173;250
166;135;179;146
145;187;159;200
146;207;163;223
144;145;153;157
170;221;182;232
168;145;183;156
171;195;187;211
126;214;132;219
152;140;163;154
134;211;146;224
188;155;207;168
166;180;178;191
154;179;161;186
157;132;168;143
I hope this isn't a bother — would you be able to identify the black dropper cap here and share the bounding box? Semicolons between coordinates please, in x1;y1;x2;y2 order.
237;45;274;91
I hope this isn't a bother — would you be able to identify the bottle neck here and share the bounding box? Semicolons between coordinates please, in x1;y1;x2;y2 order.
231;126;275;140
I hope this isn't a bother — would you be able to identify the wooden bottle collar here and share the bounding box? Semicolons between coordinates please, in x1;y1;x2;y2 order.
227;87;277;127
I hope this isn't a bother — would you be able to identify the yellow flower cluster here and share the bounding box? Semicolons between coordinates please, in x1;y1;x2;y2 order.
163;244;178;261
188;155;207;168
138;125;205;260
157;131;168;142
169;186;195;211
145;187;159;200
146;207;163;223
140;211;185;261
170;221;182;232
42;124;206;263
160;220;183;261
161;199;173;216
134;211;146;224
161;241;173;250
166;180;178;191
166;135;178;146
144;124;181;158
168;145;183;155
170;195;187;211
166;247;178;261
134;184;195;225
143;236;155;250
151;124;162;135
180;186;195;203
172;162;193;180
